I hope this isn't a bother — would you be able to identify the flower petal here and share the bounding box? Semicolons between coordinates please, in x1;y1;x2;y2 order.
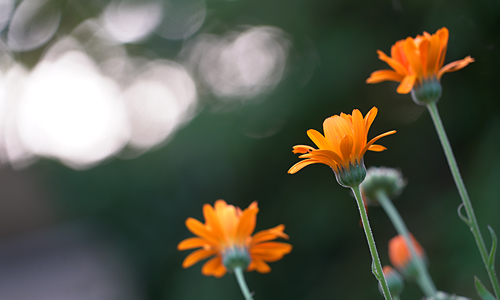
201;255;226;277
367;144;387;152
377;50;408;75
426;32;442;76
178;237;211;250
288;158;322;174
185;218;220;246
203;204;226;243
437;56;474;79
250;225;289;246
236;205;259;245
292;145;315;154
396;75;416;94
366;69;404;84
182;249;217;268
251;258;272;273
339;135;353;163
307;129;331;150
361;130;397;156
351;109;364;158
402;37;423;77
363;107;378;137
436;27;449;70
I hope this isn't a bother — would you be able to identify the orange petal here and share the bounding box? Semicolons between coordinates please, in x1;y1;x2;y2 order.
182;249;217;268
396;75;416;94
366;69;404;84
251;258;272;273
437;56;474;79
402;37;423;77
292;145;315;154
426;32;442;76
377;50;408;75
251;242;293;253
418;38;429;77
185;218;220;246
212;262;227;277
436;27;449;70
236;206;259;245
288;158;322;174
363;107;378;137
251;247;292;262
339;135;353;163
201;255;225;277
250;225;289;246
203;204;225;242
351;109;364;157
361;130;396;156
367;144;387;152
299;149;343;167
178;237;211;250
307;129;331;150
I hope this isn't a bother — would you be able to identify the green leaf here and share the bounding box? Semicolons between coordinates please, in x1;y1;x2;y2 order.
371;260;381;280
488;226;498;269
457;204;471;226
475;276;497;300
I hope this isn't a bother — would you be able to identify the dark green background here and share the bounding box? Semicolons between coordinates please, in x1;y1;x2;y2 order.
3;0;500;299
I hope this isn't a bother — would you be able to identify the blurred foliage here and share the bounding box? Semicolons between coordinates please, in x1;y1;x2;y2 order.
3;0;500;299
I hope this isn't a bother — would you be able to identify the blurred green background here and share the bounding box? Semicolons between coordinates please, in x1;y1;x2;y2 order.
0;0;499;299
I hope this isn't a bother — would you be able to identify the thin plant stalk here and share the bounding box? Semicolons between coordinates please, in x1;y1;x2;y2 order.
234;267;254;300
427;102;500;299
376;189;437;297
352;185;393;300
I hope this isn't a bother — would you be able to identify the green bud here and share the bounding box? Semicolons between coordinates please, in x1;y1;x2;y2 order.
334;160;366;188
360;167;406;206
379;266;405;297
223;246;251;271
411;77;442;105
424;291;471;300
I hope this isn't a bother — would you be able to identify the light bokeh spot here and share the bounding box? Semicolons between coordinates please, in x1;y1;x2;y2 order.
17;51;129;169
0;0;14;33
7;0;61;52
184;26;289;99
102;0;163;44
123;61;197;149
155;0;206;40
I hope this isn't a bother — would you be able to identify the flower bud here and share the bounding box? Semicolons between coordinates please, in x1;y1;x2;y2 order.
389;234;427;279
360;167;406;205
223;246;251;271
411;78;442;105
334;160;366;188
425;291;471;300
379;266;404;297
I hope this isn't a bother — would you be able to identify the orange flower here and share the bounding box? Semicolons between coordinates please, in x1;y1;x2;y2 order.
389;234;425;275
288;107;395;186
178;200;292;277
366;27;474;95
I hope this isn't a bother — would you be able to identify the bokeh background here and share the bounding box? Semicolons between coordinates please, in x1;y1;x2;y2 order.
0;0;498;299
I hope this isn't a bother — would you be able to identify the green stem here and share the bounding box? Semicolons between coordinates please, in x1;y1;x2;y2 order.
427;102;500;299
352;185;393;300
234;267;254;300
376;189;437;297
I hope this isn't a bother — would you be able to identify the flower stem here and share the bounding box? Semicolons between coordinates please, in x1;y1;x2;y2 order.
427;102;500;299
352;185;393;300
234;267;254;300
376;189;437;297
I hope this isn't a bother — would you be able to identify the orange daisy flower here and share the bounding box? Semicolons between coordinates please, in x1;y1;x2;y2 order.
366;27;474;96
178;200;292;277
389;234;426;276
288;107;396;187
